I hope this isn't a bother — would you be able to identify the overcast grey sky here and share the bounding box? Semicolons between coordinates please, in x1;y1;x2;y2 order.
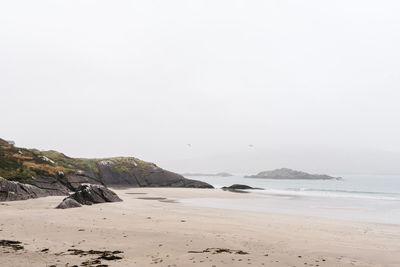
1;1;400;174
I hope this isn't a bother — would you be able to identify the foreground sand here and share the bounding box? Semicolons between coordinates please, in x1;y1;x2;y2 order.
0;188;399;267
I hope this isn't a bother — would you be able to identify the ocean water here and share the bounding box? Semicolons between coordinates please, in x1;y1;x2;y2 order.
182;174;400;224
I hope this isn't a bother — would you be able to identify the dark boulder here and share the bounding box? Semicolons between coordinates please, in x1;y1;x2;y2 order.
222;184;259;190
56;198;82;209
56;184;122;208
221;184;263;193
70;184;122;205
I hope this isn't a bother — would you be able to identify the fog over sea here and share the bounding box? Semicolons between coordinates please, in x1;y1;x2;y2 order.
182;174;400;224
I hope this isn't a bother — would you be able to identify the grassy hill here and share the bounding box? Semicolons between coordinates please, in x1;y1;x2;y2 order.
0;138;213;192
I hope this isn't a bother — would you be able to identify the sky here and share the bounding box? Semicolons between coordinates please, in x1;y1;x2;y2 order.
1;0;400;174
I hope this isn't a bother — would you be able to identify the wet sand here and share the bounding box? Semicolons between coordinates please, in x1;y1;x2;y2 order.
0;188;399;266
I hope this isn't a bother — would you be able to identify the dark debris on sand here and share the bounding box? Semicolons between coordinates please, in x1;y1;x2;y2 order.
49;248;123;267
0;240;24;250
188;248;249;255
67;248;123;260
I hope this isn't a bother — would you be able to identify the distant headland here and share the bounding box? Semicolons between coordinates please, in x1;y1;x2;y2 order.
182;172;233;177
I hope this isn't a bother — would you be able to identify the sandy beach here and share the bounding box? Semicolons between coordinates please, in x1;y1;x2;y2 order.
1;188;399;267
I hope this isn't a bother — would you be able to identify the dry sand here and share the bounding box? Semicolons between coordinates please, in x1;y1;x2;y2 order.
0;188;399;267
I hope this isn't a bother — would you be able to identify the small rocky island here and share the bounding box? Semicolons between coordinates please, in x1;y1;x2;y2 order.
246;168;341;180
182;172;233;177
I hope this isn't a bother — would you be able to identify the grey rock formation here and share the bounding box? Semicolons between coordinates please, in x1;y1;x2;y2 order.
63;174;102;191
27;176;70;195
96;163;213;188
56;198;82;209
57;184;122;208
0;177;63;201
246;168;341;180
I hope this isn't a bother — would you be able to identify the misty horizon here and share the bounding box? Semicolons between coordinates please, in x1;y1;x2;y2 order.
2;0;400;175
3;138;400;175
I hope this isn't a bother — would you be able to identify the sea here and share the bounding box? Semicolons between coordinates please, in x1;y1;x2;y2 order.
181;174;400;224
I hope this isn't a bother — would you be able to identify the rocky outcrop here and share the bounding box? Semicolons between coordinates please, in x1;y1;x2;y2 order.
56;184;122;208
63;173;102;191
178;178;214;188
27;176;70;195
0;137;213;200
96;163;213;188
0;177;66;201
246;168;342;180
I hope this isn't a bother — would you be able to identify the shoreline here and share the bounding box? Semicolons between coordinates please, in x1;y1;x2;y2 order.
180;192;400;225
1;188;400;266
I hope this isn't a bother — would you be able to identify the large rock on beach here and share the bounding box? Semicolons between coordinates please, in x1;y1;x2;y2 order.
56;198;82;209
56;184;122;208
